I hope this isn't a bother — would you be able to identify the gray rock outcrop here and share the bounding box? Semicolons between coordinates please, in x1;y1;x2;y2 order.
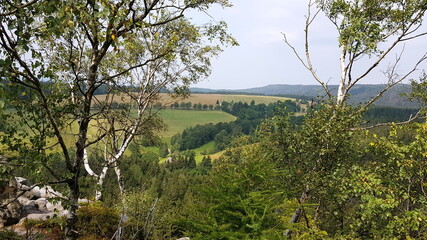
1;177;68;228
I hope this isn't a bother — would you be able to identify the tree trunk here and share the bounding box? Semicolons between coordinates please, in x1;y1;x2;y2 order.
95;166;109;201
337;46;348;106
64;179;80;240
113;163;126;240
113;164;125;197
284;187;309;237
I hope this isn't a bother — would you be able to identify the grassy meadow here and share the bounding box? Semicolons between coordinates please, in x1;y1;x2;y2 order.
159;109;236;143
53;109;236;147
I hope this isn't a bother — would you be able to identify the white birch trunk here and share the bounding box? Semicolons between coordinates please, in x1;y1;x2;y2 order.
337;46;348;106
113;163;125;197
95;165;109;201
83;148;98;177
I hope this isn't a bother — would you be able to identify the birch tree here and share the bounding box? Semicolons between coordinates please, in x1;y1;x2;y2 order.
0;0;235;239
284;0;427;108
81;16;222;201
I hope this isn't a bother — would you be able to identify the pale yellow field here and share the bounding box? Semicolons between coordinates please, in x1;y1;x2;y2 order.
95;93;295;106
221;95;294;104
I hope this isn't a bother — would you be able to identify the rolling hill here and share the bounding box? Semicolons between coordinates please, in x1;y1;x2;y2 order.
191;84;420;108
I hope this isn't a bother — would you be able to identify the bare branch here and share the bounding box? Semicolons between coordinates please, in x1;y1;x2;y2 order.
363;52;427;110
282;0;332;99
350;109;422;131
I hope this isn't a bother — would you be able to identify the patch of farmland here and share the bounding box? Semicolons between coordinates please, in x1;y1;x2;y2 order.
221;95;294;104
159;109;236;143
94;93;295;107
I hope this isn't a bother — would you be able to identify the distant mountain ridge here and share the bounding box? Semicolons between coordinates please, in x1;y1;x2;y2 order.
190;84;419;108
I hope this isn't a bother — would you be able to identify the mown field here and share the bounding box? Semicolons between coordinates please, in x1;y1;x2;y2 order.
159;109;236;143
56;109;236;146
96;93;295;106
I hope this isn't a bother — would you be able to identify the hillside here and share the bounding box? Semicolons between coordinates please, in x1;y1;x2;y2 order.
191;84;419;108
95;93;295;106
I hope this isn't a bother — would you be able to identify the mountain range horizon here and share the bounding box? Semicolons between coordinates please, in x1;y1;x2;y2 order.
190;83;419;108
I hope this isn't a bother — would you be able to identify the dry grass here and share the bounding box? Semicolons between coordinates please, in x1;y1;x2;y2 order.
94;93;295;106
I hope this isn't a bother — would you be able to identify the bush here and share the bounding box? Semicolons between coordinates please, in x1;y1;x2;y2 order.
77;202;120;239
0;229;22;240
23;217;65;240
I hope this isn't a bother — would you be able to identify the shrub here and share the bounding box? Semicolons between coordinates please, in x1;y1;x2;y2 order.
76;202;120;239
0;229;22;240
23;217;65;240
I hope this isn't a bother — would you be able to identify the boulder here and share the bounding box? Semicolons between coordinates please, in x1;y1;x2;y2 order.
17;196;31;205
32;186;41;199
14;177;31;189
0;179;23;227
22;212;55;222
39;186;63;199
0;179;18;201
46;201;63;212
34;198;47;211
0;199;23;227
22;200;38;214
78;198;91;204
1;177;70;230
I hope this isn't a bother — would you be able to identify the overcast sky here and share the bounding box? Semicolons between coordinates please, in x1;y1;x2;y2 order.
189;1;427;90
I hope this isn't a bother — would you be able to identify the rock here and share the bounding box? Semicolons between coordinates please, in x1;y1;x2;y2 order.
0;179;17;200
21;187;41;200
177;238;190;240
22;212;55;222
14;177;39;200
39;186;63;199
0;200;23;227
17;196;30;205
34;198;47;211
22;200;38;214
0;179;23;227
46;201;63;212
1;178;70;229
78;198;91;204
14;177;31;189
32;186;41;199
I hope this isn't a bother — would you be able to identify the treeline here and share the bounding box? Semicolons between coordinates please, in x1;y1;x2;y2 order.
171;100;301;151
363;106;421;124
170;101;221;110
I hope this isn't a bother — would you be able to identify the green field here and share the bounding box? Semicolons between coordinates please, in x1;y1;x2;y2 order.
159;109;236;143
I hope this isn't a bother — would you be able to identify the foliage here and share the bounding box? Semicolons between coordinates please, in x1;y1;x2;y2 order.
317;0;427;54
76;202;120;239
363;106;421;124
253;102;427;238
22;217;65;240
166;151;197;170
286;0;427;107
181;145;292;239
0;229;23;240
0;0;235;238
410;72;427;111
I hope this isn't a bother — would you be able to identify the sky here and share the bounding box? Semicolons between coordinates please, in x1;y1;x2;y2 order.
189;1;427;90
